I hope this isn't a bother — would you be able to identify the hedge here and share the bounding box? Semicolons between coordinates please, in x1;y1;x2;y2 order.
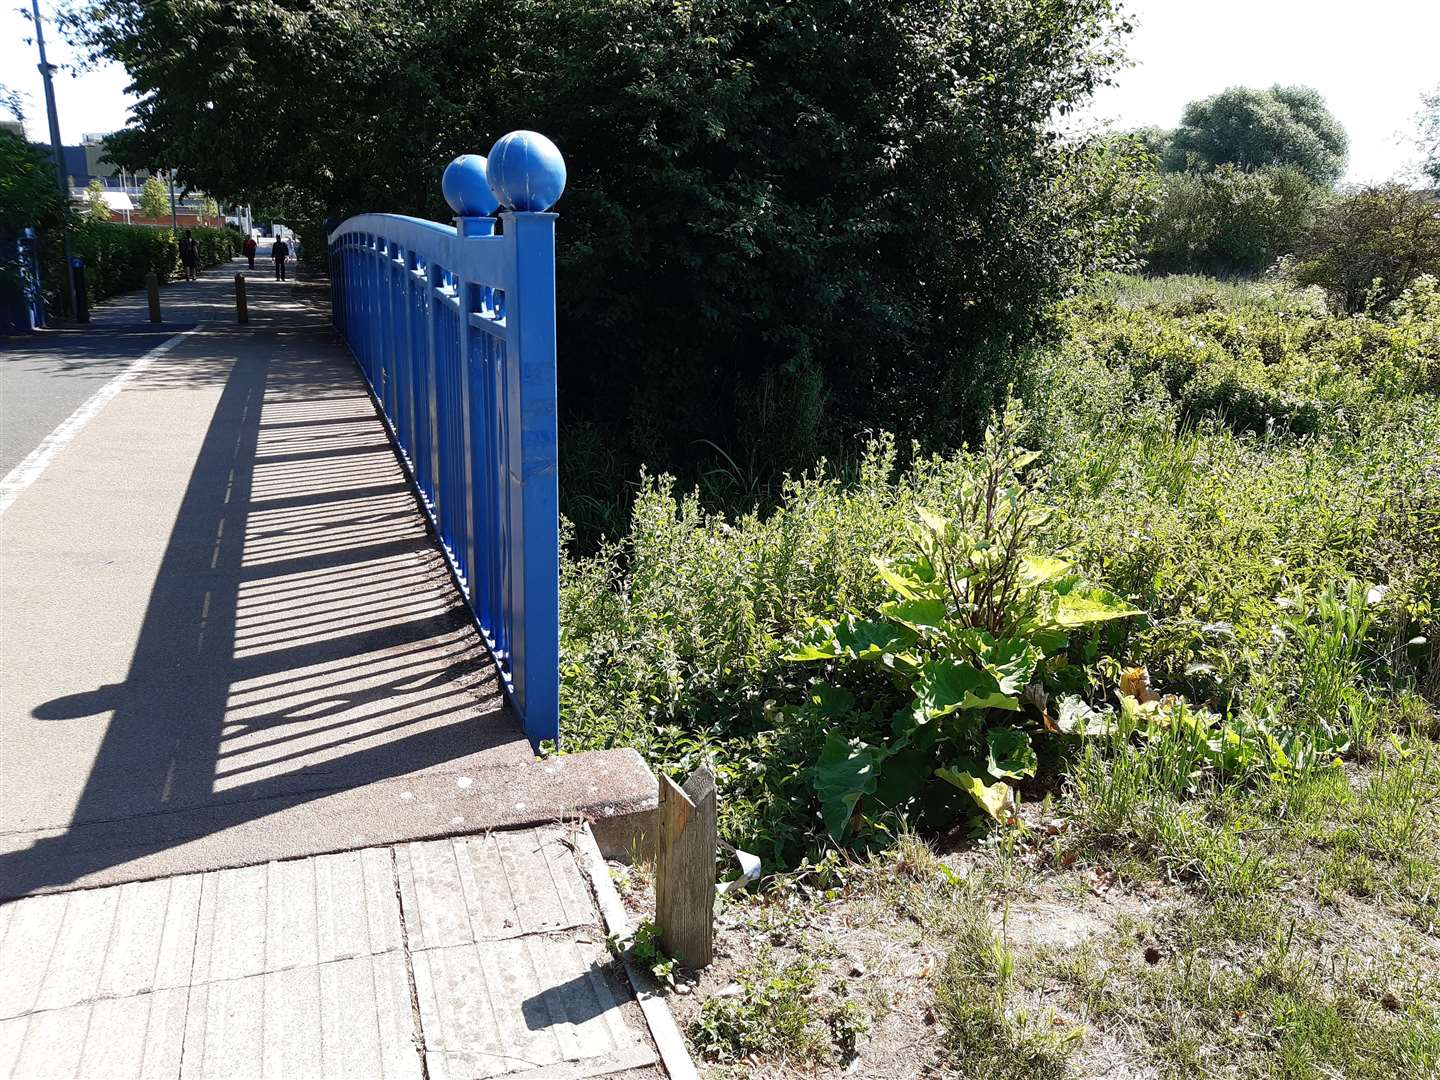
41;220;243;315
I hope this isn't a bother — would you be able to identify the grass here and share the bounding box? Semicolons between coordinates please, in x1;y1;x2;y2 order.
1057;919;1440;1080
688;948;832;1065
932;904;1081;1080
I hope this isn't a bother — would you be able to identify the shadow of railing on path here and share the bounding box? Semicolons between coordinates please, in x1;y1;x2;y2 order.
0;317;525;898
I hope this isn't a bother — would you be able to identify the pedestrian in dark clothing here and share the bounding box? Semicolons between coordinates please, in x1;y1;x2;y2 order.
179;230;199;282
273;235;290;281
242;234;257;270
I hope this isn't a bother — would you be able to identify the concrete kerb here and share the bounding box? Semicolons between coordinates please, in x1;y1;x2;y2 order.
574;821;701;1080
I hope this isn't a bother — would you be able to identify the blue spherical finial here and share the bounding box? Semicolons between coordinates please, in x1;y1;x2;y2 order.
486;131;567;212
442;154;499;216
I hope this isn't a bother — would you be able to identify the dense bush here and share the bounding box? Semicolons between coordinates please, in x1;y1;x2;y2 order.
1290;184;1440;312
1;129;66;316
560;275;1440;864
1038;273;1439;433
1141;164;1324;275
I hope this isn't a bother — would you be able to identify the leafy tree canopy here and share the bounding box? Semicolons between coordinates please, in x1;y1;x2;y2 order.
1419;87;1440;186
1163;85;1348;186
99;127;160;173
1;129;66;236
64;0;1143;500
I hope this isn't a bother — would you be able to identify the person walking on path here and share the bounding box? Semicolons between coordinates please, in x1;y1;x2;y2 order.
179;230;199;282
243;233;257;270
273;234;290;281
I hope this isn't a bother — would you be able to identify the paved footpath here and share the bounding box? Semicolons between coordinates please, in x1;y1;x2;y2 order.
0;262;672;1079
0;826;661;1080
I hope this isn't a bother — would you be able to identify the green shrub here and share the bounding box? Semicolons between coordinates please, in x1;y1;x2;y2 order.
1291;184;1440;312
689;951;829;1064
2;129;66;314
1142;164;1324;276
786;415;1140;838
1035;274;1440;436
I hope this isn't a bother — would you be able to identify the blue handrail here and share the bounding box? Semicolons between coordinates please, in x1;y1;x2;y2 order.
327;133;568;747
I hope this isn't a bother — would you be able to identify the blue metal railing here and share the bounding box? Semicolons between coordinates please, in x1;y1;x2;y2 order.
327;132;568;747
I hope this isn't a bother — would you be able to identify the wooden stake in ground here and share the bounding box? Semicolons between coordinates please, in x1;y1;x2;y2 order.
655;766;716;968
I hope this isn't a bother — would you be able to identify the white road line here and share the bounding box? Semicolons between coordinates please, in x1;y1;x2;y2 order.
0;327;201;516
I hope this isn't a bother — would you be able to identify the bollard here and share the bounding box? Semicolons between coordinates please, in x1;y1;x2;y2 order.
235;274;248;324
70;258;90;324
145;272;161;323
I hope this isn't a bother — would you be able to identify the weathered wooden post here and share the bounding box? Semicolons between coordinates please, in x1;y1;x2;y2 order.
655;766;716;968
145;272;161;323
234;274;248;323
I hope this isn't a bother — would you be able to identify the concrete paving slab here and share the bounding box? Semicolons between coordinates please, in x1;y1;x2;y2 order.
0;825;668;1080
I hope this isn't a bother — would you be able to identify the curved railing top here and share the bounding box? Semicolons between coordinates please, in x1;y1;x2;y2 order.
327;212;457;247
327;130;568;250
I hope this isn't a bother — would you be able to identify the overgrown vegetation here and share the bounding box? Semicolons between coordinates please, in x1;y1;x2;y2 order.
562;274;1440;870
0;127;65;313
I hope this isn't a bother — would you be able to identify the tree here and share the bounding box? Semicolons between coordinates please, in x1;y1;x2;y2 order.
1;127;68;311
84;178;112;220
67;0;1140;484
200;195;219;222
0;129;64;236
1291;184;1440;312
1165;85;1348;186
99;127;159;173
1418;88;1440;186
1126;125;1172;164
138;174;168;219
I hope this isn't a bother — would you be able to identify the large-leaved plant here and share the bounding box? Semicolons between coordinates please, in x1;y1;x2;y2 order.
787;419;1142;838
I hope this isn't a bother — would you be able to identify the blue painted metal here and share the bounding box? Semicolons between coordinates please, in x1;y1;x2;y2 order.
327;138;564;747
443;154;501;217
1;228;45;332
486;131;568;213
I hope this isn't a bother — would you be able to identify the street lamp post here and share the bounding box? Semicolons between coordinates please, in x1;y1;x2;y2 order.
29;0;76;318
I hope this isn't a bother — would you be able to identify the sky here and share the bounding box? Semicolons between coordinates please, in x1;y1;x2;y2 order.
1082;0;1440;184
4;0;1437;184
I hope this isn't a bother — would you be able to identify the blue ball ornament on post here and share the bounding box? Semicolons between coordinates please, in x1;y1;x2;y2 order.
486;131;567;213
443;154;499;237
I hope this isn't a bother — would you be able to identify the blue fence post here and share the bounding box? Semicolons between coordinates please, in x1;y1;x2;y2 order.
499;210;560;744
488;131;566;747
327;131;566;749
444;154;500;612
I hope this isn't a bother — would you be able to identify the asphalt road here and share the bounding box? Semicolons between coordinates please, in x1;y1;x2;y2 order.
0;325;189;476
0;247;294;476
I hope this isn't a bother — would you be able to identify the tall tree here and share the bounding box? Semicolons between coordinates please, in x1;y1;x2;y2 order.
1418;87;1440;186
138;174;168;218
65;0;1142;480
1165;85;1348;185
